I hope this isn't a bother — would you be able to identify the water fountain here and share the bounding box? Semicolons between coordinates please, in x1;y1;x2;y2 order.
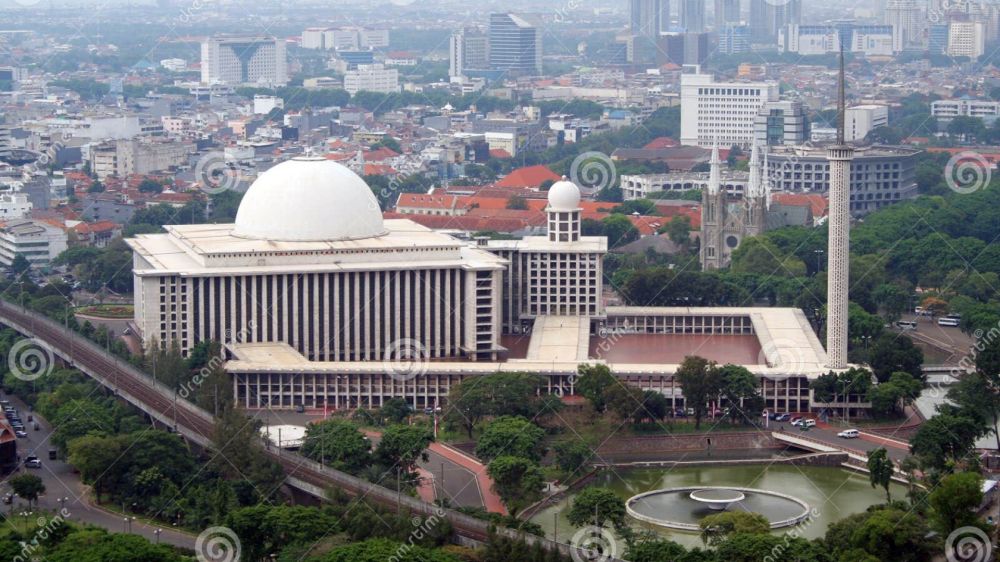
625;486;811;531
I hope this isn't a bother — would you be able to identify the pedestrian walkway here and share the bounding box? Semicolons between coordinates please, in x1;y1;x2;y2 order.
429;443;507;515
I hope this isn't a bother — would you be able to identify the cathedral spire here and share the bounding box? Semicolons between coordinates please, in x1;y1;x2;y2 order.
707;141;721;196
747;141;761;198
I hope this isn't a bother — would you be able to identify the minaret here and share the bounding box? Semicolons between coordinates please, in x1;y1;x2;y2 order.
700;142;723;269
825;46;853;369
546;176;582;243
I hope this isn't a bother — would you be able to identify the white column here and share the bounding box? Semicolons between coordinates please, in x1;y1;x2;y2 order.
826;146;853;369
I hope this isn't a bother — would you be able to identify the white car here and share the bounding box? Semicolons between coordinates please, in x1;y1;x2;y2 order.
837;429;860;439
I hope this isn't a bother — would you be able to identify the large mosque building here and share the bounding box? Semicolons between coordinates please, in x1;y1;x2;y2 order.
128;155;852;415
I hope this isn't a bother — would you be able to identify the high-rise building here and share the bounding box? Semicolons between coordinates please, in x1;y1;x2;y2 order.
884;0;922;51
750;0;800;42
659;32;710;64
631;0;668;37
826;48;852;370
947;19;986;58
679;0;707;32
753;100;809;146
489;13;542;76
719;23;751;53
343;64;400;95
715;0;741;27
680;68;780;148
200;35;288;86
449;28;489;78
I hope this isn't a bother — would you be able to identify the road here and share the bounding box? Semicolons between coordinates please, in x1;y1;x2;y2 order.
0;393;196;548
773;420;910;462
896;313;975;363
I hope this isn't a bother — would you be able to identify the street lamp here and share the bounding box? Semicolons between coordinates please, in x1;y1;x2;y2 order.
154;528;162;544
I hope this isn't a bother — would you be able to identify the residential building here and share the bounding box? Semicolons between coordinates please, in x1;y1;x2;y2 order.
947;19;986;58
932;98;1000;122
0;192;31;220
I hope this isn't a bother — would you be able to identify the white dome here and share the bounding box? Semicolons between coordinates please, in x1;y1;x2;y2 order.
233;157;387;242
547;179;581;211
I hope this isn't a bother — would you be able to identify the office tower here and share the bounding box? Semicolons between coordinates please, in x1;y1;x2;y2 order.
753;100;810;146
947;18;986;58
826;48;852;370
489;13;542;76
631;0;668;37
680;0;707;32
680;69;780;147
200;35;288;86
449;28;489;78
715;0;741;27
750;0;800;42
885;0;922;51
659;32;710;64
719;23;751;53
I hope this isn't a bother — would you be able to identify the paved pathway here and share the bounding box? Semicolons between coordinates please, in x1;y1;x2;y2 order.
428;442;506;515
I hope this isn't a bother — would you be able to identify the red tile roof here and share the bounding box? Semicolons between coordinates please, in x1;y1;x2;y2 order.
494;165;561;189
771;193;828;217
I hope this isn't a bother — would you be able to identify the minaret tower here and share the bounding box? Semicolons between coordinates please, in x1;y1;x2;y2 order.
700;142;724;269
825;46;854;369
546;176;582;242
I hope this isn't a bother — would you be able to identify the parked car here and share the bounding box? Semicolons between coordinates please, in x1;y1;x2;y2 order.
790;416;803;426
938;317;960;327
803;419;817;428
674;408;687;417
837;429;860;439
14;430;26;438
24;456;41;469
775;413;791;422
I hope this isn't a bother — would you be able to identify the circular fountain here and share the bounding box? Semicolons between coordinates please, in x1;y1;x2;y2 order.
626;486;811;531
688;488;746;511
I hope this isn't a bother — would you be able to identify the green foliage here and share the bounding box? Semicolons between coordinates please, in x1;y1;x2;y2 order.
910;413;981;471
718;364;763;424
575;364;618;413
930;471;984;533
566;487;627;531
486;455;545;511
866;448;894;502
824;507;934;562
475;416;545;462
601;214;640;248
442;372;548;438
699;511;770;546
552;440;593;475
300;419;373;472
374;424;433;476
810;367;873;404
867;334;923;383
9;473;45;507
313;538;462;562
867;372;922;418
675;356;723;429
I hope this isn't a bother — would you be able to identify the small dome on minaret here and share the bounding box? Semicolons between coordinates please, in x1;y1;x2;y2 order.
547;176;582;211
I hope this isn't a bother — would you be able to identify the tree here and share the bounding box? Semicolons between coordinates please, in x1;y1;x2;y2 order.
930;471;984;534
443;372;545;438
866;448;894;503
487;456;544;512
627;539;690;562
675;356;723;429
575;364;617;413
67;434;124;501
9;254;30;275
867;333;923;383
9;473;45;508
46;530;184;562
378;398;411;425
868;371;922;418
87;180;105;193
300;419;372;472
316;538;462;562
567;487;627;531
602;214;640;248
824;507;933;562
138;179;164;193
475;416;545;462
553;440;593;474
699;511;770;546
374;424;433;476
909;413;981;471
660;215;692;248
718;364;762;424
